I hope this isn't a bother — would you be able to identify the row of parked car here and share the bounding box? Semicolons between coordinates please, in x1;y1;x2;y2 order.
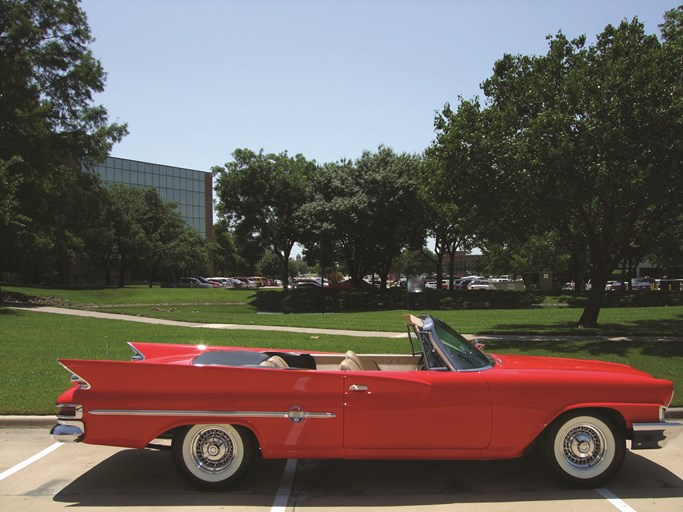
393;276;506;290
564;277;682;292
178;276;280;289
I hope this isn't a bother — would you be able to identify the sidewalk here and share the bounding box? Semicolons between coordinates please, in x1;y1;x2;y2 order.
10;305;682;343
8;305;408;338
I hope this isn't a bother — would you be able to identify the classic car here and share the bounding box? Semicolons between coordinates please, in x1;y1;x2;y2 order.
51;314;681;491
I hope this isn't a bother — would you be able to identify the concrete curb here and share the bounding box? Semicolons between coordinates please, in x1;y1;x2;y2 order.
0;416;56;428
666;407;683;419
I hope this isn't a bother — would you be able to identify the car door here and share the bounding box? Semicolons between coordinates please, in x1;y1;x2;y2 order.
343;370;492;450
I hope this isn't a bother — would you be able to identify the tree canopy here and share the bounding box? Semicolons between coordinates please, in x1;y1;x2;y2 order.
431;8;683;326
298;147;425;288
0;0;127;281
213;149;317;288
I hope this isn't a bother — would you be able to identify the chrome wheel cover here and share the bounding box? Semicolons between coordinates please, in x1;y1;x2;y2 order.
190;427;237;474
560;422;607;470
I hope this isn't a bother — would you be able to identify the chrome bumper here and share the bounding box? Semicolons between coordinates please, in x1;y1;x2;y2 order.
631;421;682;449
50;422;84;443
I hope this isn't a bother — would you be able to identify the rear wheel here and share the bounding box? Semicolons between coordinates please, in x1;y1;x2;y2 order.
542;412;625;488
172;424;255;490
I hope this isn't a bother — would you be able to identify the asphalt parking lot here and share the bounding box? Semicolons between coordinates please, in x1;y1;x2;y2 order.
1;423;681;512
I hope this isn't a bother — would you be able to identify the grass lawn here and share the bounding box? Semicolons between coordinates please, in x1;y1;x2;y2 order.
2;285;682;413
86;303;683;337
0;308;401;415
1;284;258;306
5;284;683;337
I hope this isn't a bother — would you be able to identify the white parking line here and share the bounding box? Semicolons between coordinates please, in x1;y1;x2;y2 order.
0;442;63;481
271;459;297;512
596;488;638;512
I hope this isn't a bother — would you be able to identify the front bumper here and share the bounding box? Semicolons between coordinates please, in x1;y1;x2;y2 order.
631;420;682;449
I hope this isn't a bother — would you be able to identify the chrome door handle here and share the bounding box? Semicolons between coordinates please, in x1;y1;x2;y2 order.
349;384;368;391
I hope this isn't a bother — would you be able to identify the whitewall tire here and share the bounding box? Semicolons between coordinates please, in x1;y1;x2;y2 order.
172;424;255;490
543;412;625;488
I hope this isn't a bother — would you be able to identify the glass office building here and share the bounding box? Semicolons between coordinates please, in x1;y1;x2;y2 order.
87;156;213;239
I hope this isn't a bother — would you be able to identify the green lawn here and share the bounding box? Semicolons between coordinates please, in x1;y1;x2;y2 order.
87;303;683;337
1;284;258;306
2;285;682;413
5;284;683;337
0;308;400;415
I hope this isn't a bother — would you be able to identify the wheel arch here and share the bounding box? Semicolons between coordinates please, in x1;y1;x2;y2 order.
543;406;627;439
160;421;262;451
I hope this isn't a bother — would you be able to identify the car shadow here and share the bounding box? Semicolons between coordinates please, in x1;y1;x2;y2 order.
53;448;682;507
53;449;285;507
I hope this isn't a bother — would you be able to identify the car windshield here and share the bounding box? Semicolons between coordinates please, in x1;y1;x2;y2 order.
432;317;493;370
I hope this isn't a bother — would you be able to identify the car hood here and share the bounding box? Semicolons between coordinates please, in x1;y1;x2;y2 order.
491;353;651;378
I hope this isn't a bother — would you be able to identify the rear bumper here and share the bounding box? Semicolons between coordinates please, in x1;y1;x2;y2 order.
50;422;84;443
631;420;682;449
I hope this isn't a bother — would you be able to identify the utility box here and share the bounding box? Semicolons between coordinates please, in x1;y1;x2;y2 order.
406;276;426;309
539;271;553;291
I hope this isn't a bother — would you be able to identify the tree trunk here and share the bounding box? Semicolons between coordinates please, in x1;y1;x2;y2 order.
433;237;444;291
282;257;289;291
118;252;126;288
577;270;608;328
447;244;457;290
280;244;293;292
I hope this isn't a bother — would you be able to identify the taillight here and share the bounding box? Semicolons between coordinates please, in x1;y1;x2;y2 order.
57;403;83;420
59;362;91;390
70;373;91;390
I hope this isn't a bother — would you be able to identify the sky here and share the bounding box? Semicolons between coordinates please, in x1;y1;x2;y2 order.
79;0;679;173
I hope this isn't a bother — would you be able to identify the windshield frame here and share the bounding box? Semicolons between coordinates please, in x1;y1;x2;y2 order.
420;315;494;372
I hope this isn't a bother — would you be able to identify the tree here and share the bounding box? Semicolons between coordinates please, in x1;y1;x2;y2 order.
101;185;209;286
210;219;241;277
213;149;317;289
80;184;117;285
392;248;435;278
435;9;683;327
0;0;127;281
107;185;147;287
299;147;425;288
0;157;27;286
136;188;208;285
419;151;475;289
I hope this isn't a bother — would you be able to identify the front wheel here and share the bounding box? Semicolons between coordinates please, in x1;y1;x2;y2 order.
172;424;255;490
542;412;625;488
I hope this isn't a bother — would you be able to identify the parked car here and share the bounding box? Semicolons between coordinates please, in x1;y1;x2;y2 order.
178;277;212;288
605;281;625;291
634;278;657;290
290;277;329;288
51;314;680;491
249;276;265;287
234;277;258;289
207;277;233;288
468;279;494;290
194;276;219;288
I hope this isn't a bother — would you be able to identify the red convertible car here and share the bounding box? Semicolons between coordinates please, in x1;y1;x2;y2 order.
51;314;681;490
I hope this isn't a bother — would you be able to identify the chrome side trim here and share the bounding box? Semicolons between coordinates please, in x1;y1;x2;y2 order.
89;409;336;420
632;421;682;449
